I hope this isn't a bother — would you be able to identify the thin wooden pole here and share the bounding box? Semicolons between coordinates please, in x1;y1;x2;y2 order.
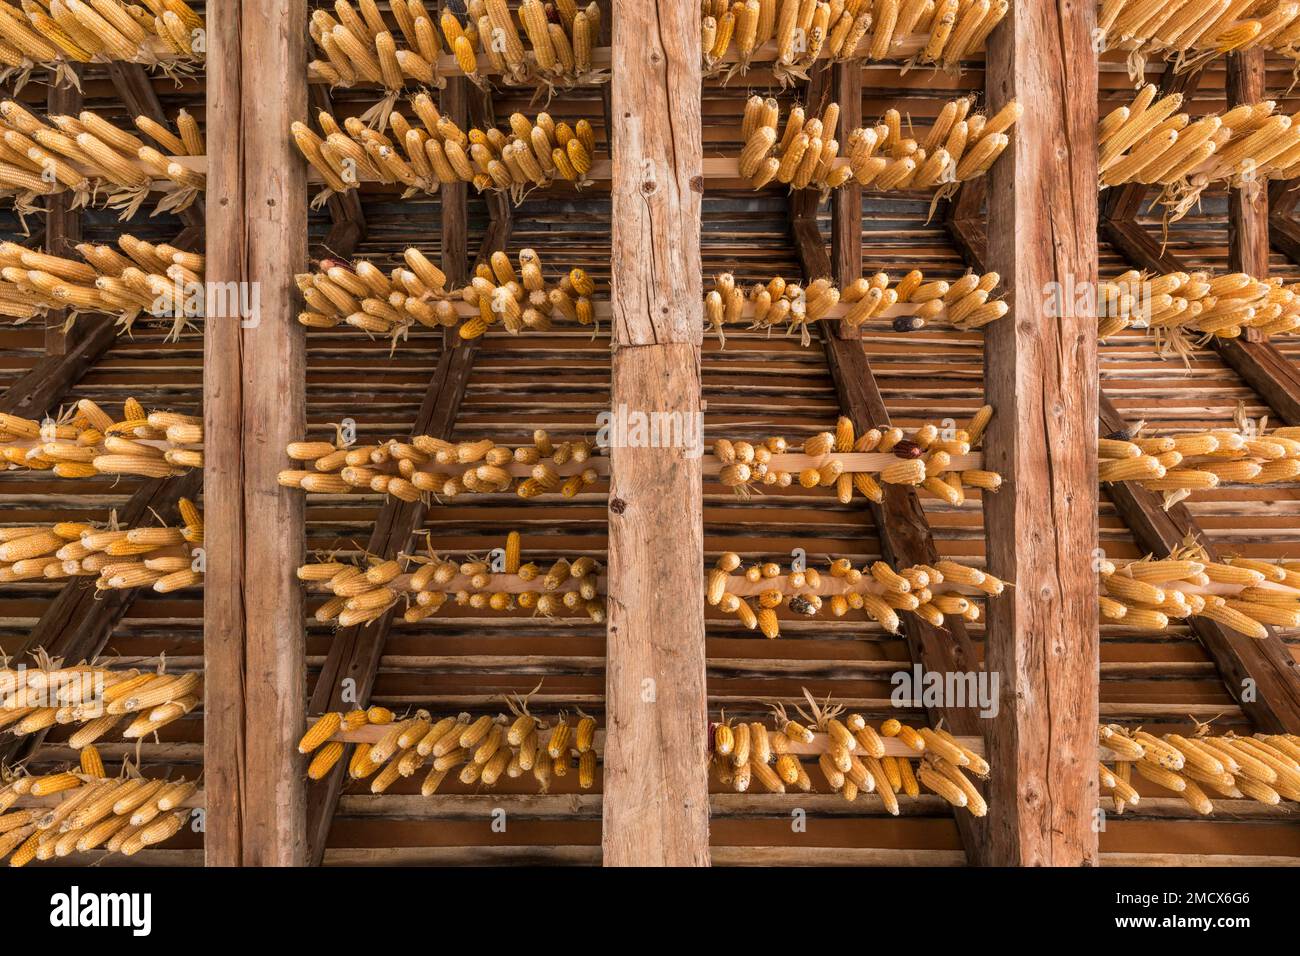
603;0;709;867
203;0;308;867
982;2;1100;865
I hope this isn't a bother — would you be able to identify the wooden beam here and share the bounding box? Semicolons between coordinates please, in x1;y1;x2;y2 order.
1107;218;1300;426
302;169;508;867
106;62;204;230
203;0;308;867
1269;209;1300;265
43;69;81;357
828;63;860;334
1227;51;1269;278
1099;396;1300;733
791;212;991;864
438;78;470;279
982;1;1099;866
0;318;117;419
603;1;709;867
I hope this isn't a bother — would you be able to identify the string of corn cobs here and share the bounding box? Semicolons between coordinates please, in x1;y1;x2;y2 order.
297;247;598;342
711;410;1000;504
294;101;596;205
708;551;1003;636
0;399;202;478
1099;549;1300;640
310;0;603;95
0;749;194;866
0;497;202;589
1101;89;1300;221
1098;269;1300;351
0;236;204;336
0;660;201;745
280;428;600;502
0;0;203;91
738;95;1017;195
1099;420;1300;509
713;692;990;815
299;702;601;795
1098;0;1300;84
301;531;606;628
701;0;1008;83
1100;724;1300;814
706;268;1005;345
0;98;203;220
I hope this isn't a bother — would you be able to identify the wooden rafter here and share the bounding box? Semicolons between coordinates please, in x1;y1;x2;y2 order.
203;0;309;867
789;197;991;865
304;184;512;868
603;1;709;868
981;2;1100;866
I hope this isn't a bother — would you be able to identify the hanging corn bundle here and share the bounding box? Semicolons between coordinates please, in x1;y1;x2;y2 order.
299;531;607;628
0;753;196;865
705;268;1005;345
1098;0;1300;84
0;660;201;747
0;235;204;336
1099;417;1300;508
0;100;203;220
435;0;604;92
297;247;599;342
1098;270;1300;354
0;399;203;479
1100;88;1300;221
0;498;202;588
710;410;1001;504
279;428;602;502
701;0;1008;83
309;0;443;104
1099;724;1300;814
707;551;1003;637
298;698;602;795
293;100;597;206
737;95;1017;201
0;0;203;90
1099;548;1300;640
711;691;990;815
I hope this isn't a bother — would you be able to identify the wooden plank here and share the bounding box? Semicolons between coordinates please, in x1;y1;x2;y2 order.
982;1;1099;866
303;182;510;867
604;1;709;868
1100;396;1300;733
44;70;81;357
1106;218;1300;426
1227;51;1269;279
828;63;860;337
106;62;204;230
791;211;989;864
203;0;308;867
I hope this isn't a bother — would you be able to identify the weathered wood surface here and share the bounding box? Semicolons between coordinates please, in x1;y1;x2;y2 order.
604;0;709;867
1100;396;1300;734
1227;51;1269;279
203;0;308;867
43;71;81;357
983;1;1100;866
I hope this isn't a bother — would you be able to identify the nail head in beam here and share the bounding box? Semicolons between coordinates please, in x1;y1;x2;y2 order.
982;4;1100;867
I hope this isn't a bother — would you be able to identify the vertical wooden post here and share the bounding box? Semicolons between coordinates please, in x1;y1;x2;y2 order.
44;71;81;357
604;1;709;867
829;62;861;316
1227;51;1269;279
204;0;308;867
982;3;1099;865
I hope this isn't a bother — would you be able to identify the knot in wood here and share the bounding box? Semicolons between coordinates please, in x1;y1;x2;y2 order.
609;497;627;515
